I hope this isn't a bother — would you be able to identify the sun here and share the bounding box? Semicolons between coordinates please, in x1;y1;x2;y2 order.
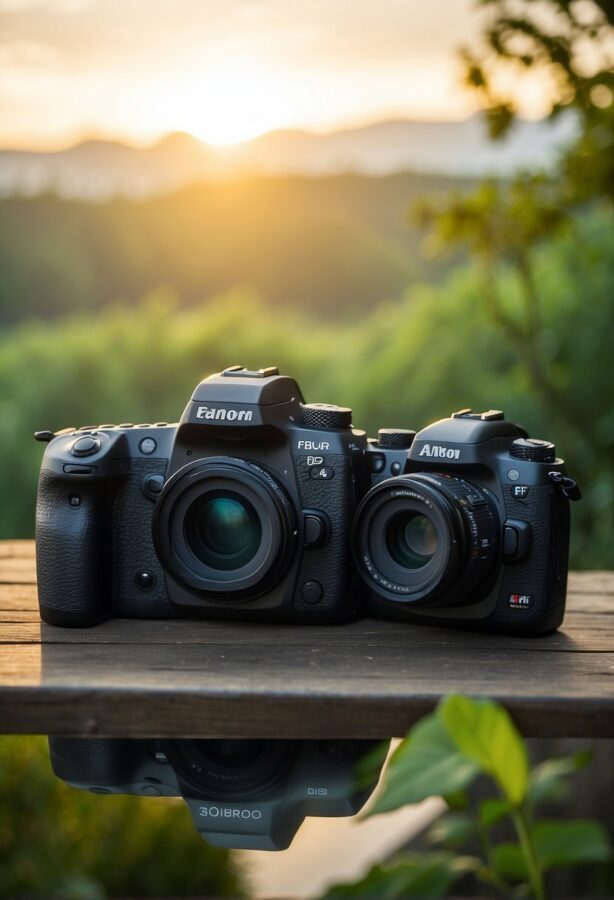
168;60;291;146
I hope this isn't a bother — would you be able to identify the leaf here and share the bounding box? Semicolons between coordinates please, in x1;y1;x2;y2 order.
426;812;475;849
443;788;469;811
490;843;529;881
533;819;612;870
527;752;591;808
367;714;480;816
323;852;479;899
353;740;391;792
440;695;528;805
479;797;511;829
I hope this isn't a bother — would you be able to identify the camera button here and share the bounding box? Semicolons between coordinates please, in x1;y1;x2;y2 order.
369;453;386;474
134;571;155;591
142;473;165;498
141;784;162;796
70;436;101;457
390;461;403;476
302;580;323;604
310;466;334;480
139;437;157;455
63;464;96;474
503;519;532;561
503;525;519;558
512;485;530;499
303;512;327;546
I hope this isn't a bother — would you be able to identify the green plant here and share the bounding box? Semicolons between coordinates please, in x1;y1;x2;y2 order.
0;736;246;898
324;696;611;899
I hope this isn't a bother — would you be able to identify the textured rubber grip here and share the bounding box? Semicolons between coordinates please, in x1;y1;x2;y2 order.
49;737;137;784
36;468;110;626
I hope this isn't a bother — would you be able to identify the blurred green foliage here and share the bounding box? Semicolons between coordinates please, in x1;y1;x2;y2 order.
0;172;467;324
1;201;612;566
0;736;246;898
325;695;612;899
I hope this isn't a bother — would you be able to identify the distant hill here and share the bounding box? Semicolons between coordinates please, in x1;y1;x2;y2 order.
0;172;471;321
0;115;576;199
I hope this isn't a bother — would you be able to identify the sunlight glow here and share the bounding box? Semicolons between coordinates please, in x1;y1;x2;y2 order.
165;60;292;145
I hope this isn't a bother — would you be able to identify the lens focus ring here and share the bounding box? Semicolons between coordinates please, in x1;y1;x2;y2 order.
352;472;498;605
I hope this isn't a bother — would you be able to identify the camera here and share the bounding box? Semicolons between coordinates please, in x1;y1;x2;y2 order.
35;366;367;626
48;737;387;850
353;410;580;635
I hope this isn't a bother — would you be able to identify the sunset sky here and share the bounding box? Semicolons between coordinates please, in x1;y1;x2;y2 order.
0;0;556;149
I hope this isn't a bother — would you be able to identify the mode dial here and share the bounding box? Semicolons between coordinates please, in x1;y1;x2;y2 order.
302;403;352;430
510;438;555;463
377;428;416;449
70;435;101;457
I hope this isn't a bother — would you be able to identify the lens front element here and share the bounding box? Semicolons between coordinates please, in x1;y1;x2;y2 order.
386;511;438;570
186;494;262;571
353;472;497;606
153;457;297;599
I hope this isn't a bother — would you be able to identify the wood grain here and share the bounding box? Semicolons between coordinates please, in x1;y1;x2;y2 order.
0;541;612;739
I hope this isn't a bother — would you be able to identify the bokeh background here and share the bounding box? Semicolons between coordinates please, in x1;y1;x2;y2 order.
1;0;613;895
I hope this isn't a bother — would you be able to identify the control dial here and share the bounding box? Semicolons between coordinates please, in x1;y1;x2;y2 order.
377;428;416;449
70;435;101;457
510;438;555;463
302;403;352;430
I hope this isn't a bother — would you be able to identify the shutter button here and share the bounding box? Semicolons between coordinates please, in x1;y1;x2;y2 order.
70;436;101;457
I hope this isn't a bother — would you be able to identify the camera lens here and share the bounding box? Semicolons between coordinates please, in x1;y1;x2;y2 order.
153;457;297;600
353;472;497;606
186;494;262;571
166;739;290;800
386;511;438;569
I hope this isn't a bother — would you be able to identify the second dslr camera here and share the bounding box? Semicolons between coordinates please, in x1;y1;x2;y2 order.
353;409;580;635
36;366;367;626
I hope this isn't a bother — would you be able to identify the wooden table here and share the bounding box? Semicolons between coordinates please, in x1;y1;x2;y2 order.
0;541;612;739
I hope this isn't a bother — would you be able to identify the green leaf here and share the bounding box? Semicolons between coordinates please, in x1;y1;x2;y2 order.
533;819;612;870
479;797;511;829
323;852;479;899
368;714;480;816
490;843;529;882
426;812;475;849
527;752;591;808
440;695;528;805
443;788;469;811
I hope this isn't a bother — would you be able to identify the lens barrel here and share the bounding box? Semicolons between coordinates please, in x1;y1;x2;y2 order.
153;457;297;600
166;739;290;800
353;472;497;606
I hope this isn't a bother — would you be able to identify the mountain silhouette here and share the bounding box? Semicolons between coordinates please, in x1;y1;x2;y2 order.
0;115;576;198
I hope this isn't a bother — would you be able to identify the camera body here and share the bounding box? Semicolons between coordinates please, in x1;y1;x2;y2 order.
354;410;576;635
36;366;367;626
35;423;176;626
48;737;385;850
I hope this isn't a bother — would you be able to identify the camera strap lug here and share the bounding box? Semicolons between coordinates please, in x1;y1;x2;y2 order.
548;471;582;501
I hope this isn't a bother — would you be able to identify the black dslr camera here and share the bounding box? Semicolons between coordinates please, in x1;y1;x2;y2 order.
35;366;367;626
353;410;580;635
48;737;386;850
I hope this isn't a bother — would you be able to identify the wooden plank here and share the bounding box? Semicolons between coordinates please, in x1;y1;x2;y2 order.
0;556;36;583
0;542;612;740
0;540;35;558
1;612;612;650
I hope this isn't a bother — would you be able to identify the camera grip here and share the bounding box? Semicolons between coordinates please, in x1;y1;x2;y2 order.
36;468;110;626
